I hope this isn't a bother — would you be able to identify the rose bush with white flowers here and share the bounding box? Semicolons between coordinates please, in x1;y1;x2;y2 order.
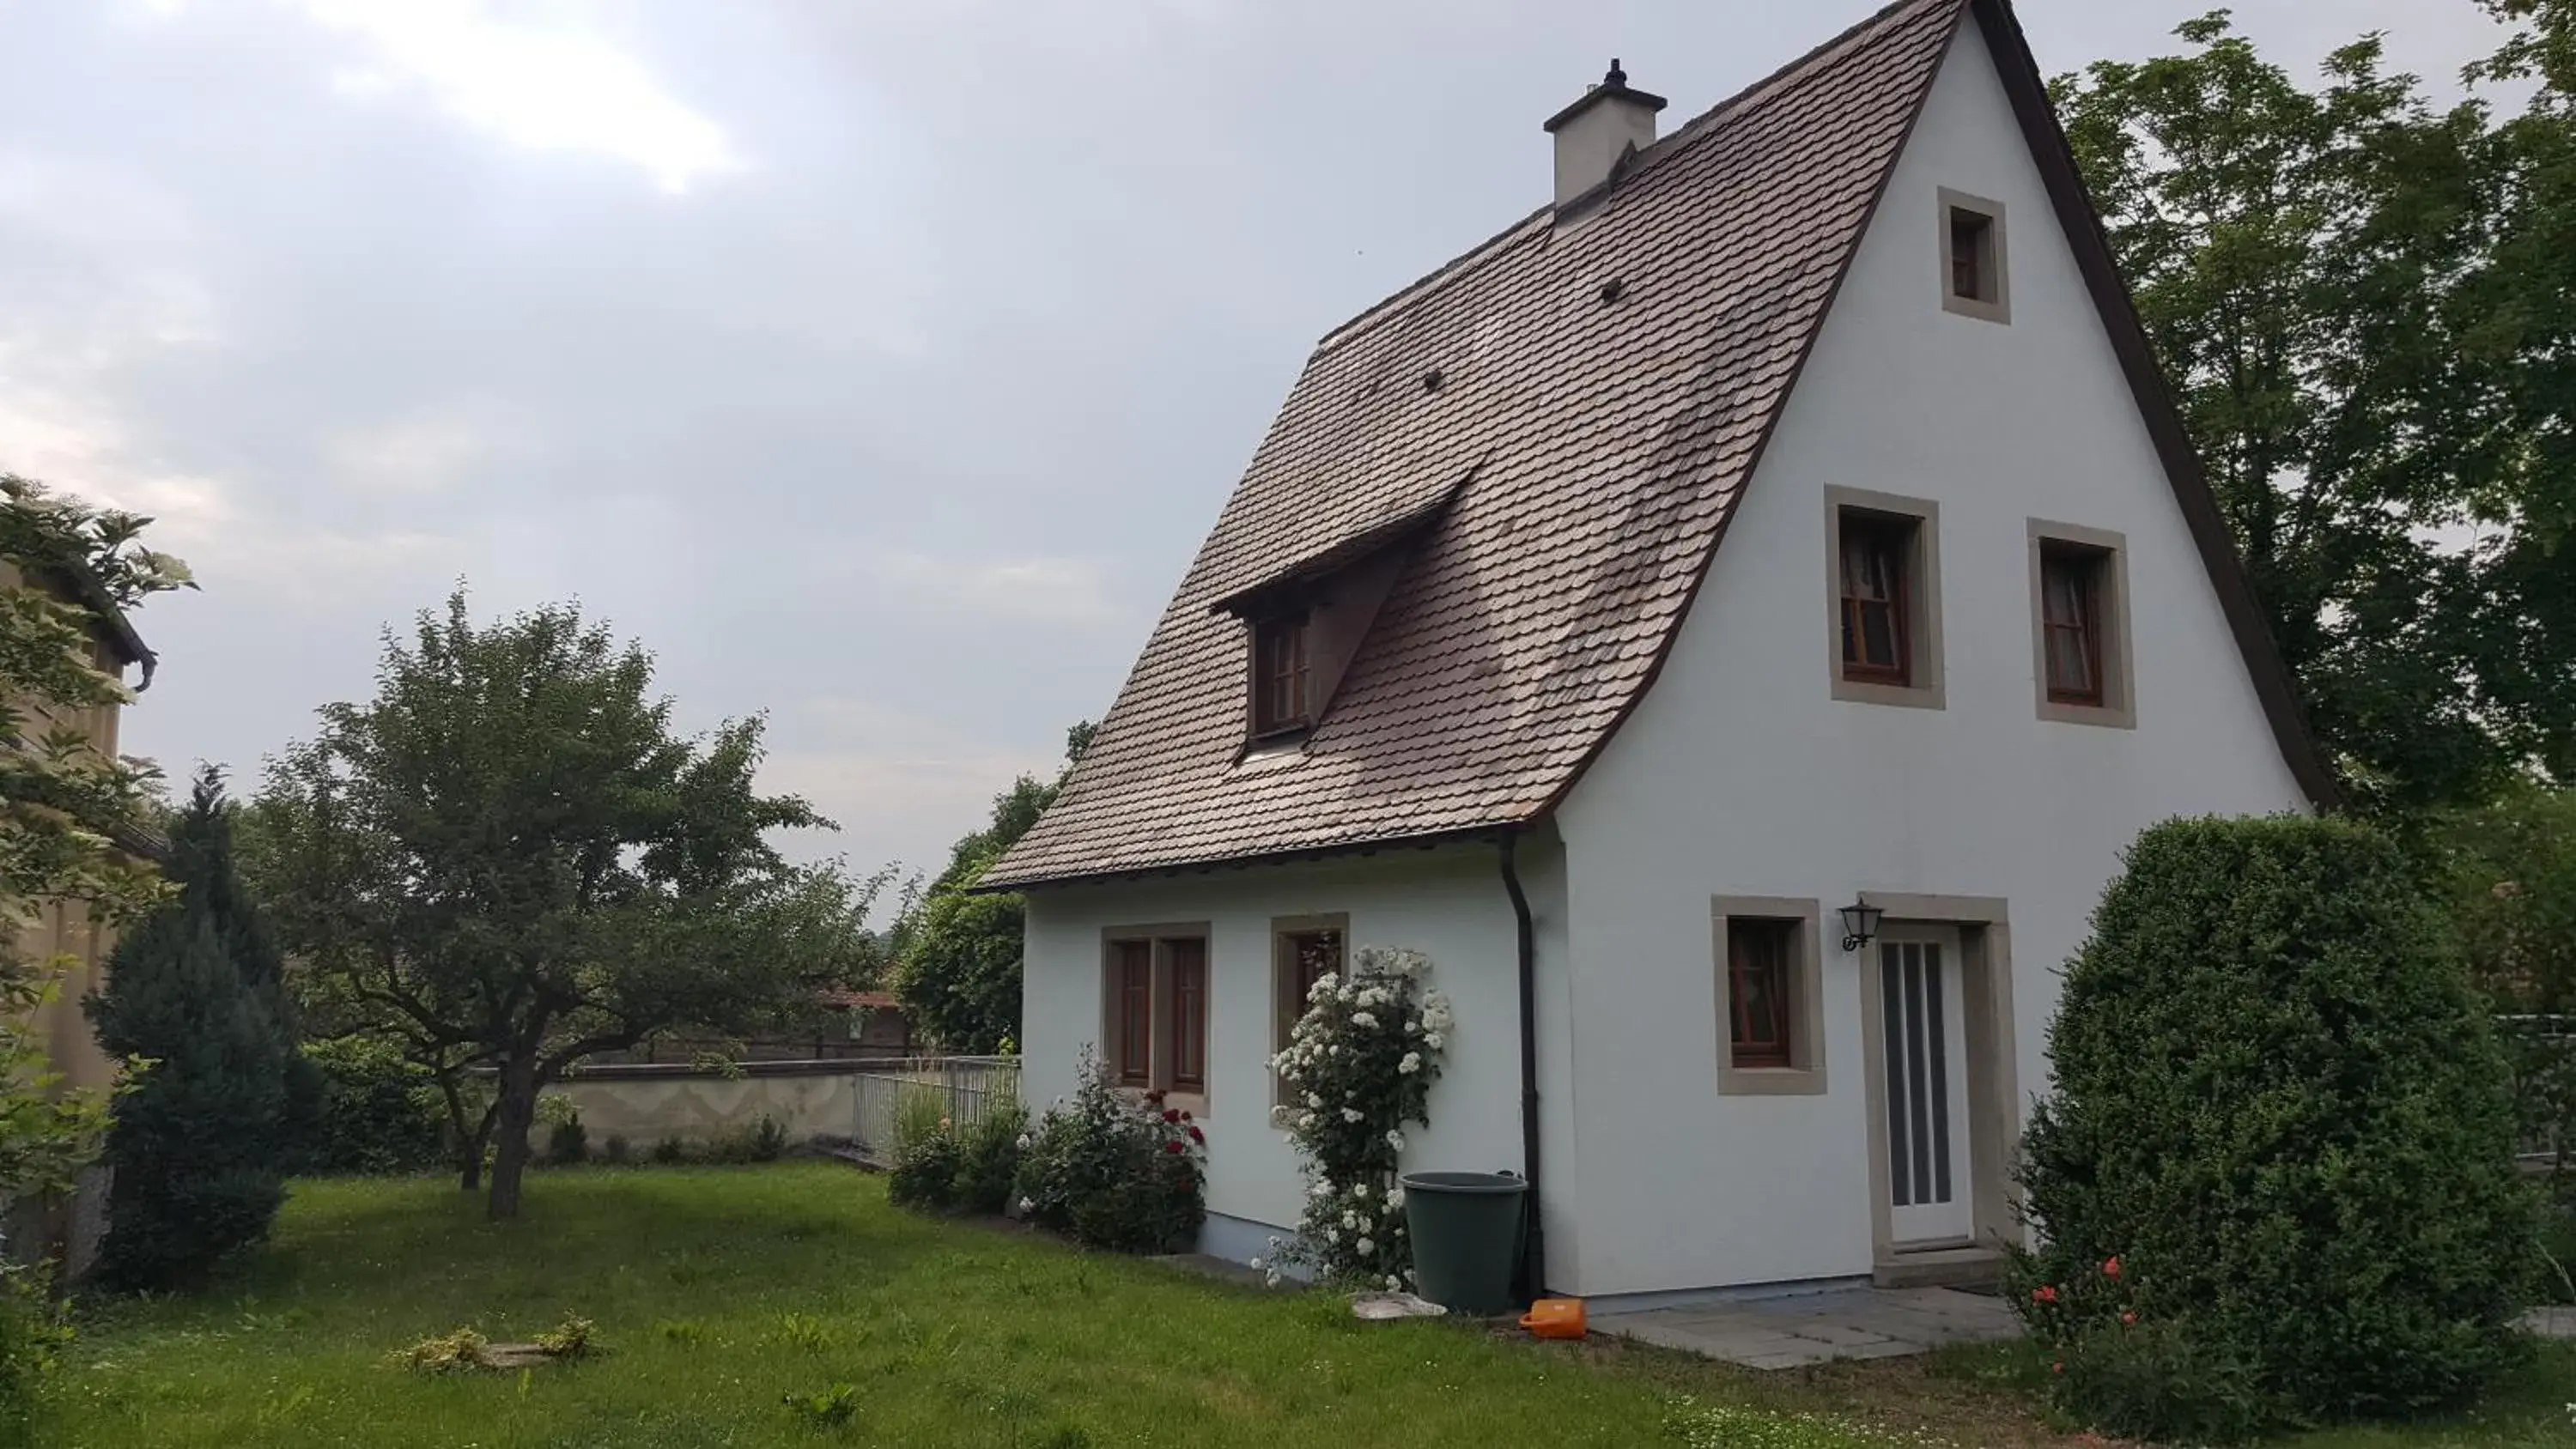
1260;946;1449;1288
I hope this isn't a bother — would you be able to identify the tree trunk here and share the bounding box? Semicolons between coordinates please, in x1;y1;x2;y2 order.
437;1072;489;1191
486;1056;539;1220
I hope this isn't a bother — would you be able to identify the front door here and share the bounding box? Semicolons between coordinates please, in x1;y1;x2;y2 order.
1876;926;1972;1246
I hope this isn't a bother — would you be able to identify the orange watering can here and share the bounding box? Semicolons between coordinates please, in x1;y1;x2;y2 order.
1520;1298;1587;1340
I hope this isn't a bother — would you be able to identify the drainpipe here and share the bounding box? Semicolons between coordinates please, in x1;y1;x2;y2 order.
1498;828;1546;1301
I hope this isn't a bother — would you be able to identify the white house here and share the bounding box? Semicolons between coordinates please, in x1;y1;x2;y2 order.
981;0;2331;1310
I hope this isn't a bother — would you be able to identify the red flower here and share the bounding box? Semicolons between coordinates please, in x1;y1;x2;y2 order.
1163;1108;1182;1124
1163;1139;1184;1154
1145;1088;1167;1104
2102;1256;2123;1280
2051;1361;2064;1375
1181;1111;1194;1123
2031;1285;2058;1305
2120;1312;2137;1326
1187;1125;1205;1143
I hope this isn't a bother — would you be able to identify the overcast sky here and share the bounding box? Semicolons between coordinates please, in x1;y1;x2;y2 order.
0;0;2516;882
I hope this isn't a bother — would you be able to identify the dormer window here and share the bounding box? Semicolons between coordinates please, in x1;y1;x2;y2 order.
1253;612;1310;737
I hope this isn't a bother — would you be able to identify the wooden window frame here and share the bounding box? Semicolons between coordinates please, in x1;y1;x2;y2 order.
1938;188;2011;325
1269;914;1348;1110
1167;937;1207;1094
1824;488;1945;711
1713;897;1828;1095
2026;519;2136;730
1838;515;1914;688
1099;925;1213;1106
1727;919;1796;1069
2039;548;2105;707
1250;611;1312;739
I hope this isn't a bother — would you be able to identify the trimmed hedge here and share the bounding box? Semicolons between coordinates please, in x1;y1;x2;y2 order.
2014;815;2539;1440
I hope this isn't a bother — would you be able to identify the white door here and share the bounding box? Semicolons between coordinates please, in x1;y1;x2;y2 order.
1878;927;1973;1246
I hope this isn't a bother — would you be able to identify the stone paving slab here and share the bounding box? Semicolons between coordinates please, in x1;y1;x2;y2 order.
1601;1287;2020;1370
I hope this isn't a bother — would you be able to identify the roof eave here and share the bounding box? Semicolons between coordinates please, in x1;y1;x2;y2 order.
972;819;1541;895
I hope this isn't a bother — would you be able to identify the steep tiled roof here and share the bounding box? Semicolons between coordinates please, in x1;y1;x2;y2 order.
985;0;2335;891
984;0;1971;889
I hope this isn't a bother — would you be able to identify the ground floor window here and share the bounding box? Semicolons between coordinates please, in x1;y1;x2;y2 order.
1270;917;1347;1104
1102;926;1211;1099
1712;896;1829;1095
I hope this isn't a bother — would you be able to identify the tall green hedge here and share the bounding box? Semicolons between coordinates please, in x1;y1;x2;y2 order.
2016;815;2538;1438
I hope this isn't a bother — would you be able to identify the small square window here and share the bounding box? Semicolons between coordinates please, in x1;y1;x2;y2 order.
1714;898;1827;1095
1938;188;2010;324
1252;613;1310;737
2027;520;2136;729
1826;488;1944;710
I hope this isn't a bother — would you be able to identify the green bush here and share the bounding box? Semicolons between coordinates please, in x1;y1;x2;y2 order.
951;1088;1027;1216
651;1137;686;1166
302;1038;446;1176
705;1116;788;1166
601;1135;631;1166
0;1261;70;1440
546;1120;588;1166
2015;815;2540;1440
888;1090;963;1210
1012;1050;1204;1253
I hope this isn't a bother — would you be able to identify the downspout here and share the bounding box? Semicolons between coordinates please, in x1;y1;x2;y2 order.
1498;828;1546;1301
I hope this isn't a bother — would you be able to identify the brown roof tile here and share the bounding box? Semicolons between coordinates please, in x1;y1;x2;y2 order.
986;0;1975;889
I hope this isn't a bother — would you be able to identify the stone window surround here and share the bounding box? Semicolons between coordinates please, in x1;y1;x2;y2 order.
1098;922;1212;1115
1825;486;1947;712
2026;518;2137;730
1269;912;1349;1113
1853;893;2020;1267
1938;186;2012;325
1712;896;1829;1096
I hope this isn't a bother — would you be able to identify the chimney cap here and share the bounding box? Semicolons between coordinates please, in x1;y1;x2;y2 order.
1543;59;1669;134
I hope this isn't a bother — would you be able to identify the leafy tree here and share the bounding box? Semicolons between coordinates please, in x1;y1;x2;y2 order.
2052;12;2571;809
0;476;186;1416
0;476;188;1202
253;591;879;1219
86;771;295;1289
891;722;1091;1053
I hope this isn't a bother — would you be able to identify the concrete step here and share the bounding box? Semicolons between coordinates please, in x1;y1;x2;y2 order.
1873;1246;2004;1291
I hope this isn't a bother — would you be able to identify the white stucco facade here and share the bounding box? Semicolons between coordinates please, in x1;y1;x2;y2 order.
1016;21;2309;1301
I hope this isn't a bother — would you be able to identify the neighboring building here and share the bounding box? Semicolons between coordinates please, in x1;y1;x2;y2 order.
0;555;157;1274
983;0;2330;1307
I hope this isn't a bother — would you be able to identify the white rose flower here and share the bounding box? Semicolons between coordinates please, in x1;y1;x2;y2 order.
1386;1185;1406;1210
1342;1210;1358;1230
1327;1228;1340;1244
1385;1129;1406;1152
1352;1183;1370;1200
1340;1107;1364;1124
1398;1052;1422;1075
1307;1093;1323;1109
1385;1275;1401;1290
1424;1031;1445;1051
1298;1113;1316;1129
1351;1011;1379;1029
1249;1257;1265;1270
1018;1196;1035;1212
1356;1237;1374;1255
1016;1134;1032;1150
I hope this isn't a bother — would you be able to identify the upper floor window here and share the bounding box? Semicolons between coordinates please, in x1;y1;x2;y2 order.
2027;520;2136;729
2039;547;2105;706
1253;613;1310;737
1839;518;1912;686
1826;488;1945;711
1939;188;2010;324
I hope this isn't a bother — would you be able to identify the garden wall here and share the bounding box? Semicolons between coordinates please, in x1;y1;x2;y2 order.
550;1061;862;1150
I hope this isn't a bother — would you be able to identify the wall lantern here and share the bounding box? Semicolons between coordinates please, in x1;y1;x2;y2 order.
1838;900;1884;955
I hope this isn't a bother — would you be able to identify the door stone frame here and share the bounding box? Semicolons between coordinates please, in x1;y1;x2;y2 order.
1855;894;2019;1268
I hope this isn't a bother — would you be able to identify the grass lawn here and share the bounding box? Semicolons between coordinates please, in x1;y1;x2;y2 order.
39;1163;2576;1448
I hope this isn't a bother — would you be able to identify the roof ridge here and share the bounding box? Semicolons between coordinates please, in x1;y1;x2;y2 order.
1311;0;1965;355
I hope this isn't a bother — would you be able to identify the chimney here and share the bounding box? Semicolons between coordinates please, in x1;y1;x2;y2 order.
1543;59;1668;210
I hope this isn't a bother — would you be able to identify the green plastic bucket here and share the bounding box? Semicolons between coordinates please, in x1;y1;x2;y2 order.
1400;1171;1528;1316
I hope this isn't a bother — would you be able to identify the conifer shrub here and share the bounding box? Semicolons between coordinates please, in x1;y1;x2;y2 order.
2014;815;2538;1440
